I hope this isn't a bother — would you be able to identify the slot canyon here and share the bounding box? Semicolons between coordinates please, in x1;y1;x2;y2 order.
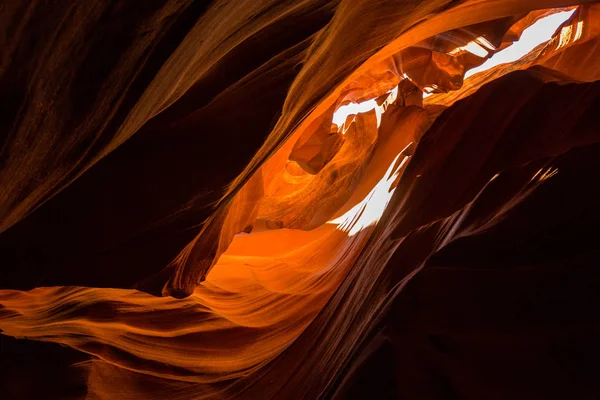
1;1;600;399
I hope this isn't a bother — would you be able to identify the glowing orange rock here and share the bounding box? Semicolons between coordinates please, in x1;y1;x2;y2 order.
0;2;598;400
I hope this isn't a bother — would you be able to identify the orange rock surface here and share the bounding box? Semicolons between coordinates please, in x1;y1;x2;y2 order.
1;1;600;399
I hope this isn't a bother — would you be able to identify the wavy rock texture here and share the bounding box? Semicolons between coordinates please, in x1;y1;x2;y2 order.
1;1;600;399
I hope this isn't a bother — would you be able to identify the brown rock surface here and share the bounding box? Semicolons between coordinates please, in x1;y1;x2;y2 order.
1;1;600;399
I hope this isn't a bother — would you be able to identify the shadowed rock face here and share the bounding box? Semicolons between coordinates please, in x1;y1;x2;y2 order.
1;1;600;399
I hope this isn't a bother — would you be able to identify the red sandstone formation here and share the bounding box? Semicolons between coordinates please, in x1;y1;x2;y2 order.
1;1;600;399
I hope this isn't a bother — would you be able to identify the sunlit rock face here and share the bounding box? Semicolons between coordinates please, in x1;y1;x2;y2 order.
1;1;600;399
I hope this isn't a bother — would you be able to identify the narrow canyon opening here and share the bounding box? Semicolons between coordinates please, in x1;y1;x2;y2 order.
1;2;599;399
